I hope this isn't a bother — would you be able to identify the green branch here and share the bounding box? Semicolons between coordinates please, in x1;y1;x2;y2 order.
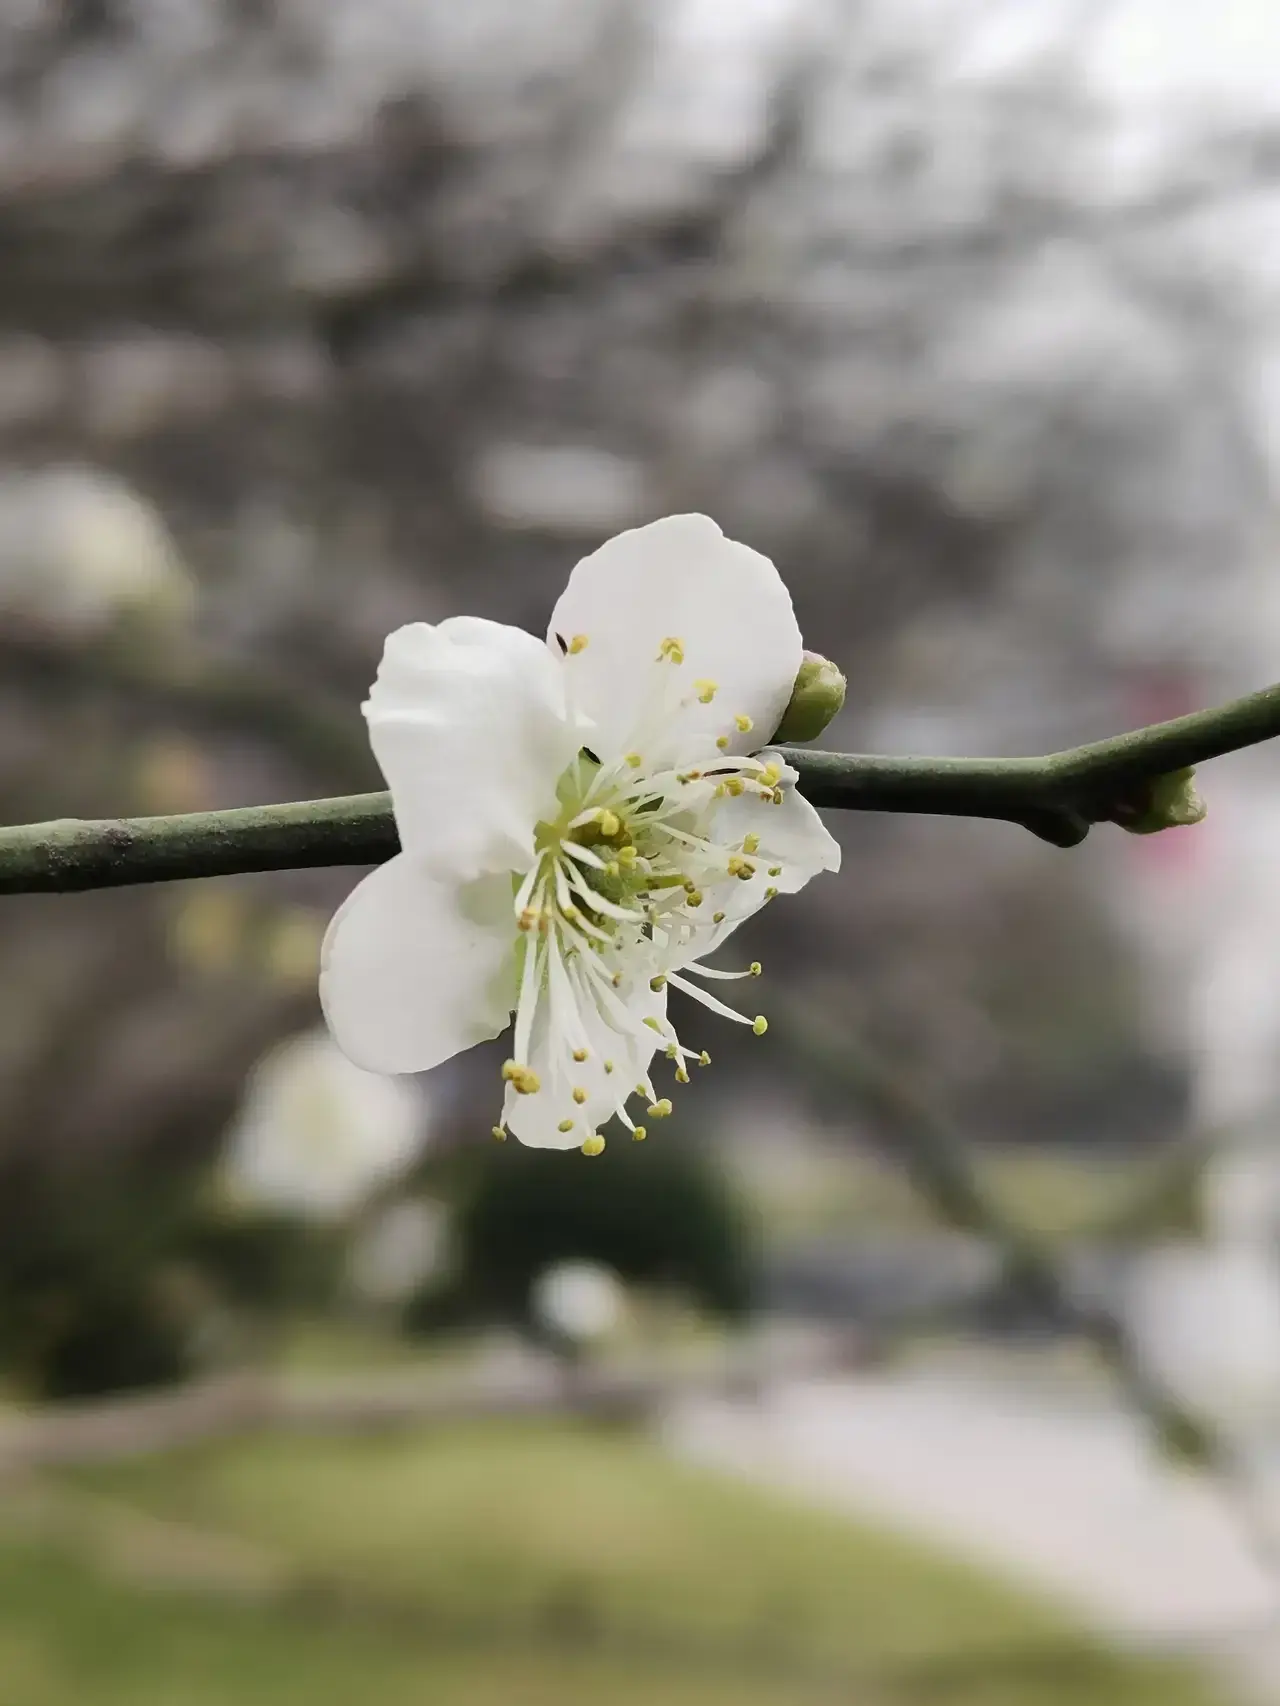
2;680;1279;894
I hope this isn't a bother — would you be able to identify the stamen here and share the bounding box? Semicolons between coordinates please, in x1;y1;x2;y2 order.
632;1126;647;1142
572;1086;588;1104
581;1133;605;1156
502;1059;541;1094
558;1119;575;1133
753;1015;768;1036
734;713;753;733
694;679;718;703
657;636;685;664
568;634;589;654
647;1099;673;1118
492;1125;507;1142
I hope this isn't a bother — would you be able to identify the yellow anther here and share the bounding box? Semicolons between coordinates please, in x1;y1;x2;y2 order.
643;1015;663;1031
772;788;784;805
694;678;718;703
768;865;782;877
563;904;580;921
716;735;730;752
712;910;726;923
492;1125;507;1142
649;975;666;992
749;961;762;977
604;1059;615;1075
572;1086;588;1105
665;1043;679;1059
558;1118;575;1133
598;809;621;837
685;889;703;908
742;833;760;854
635;1083;649;1097
752;1015;768;1036
606;861;620;878
518;907;540;932
698;1050;711;1067
581;1133;605;1156
658;636;685;664
617;845;638;867
508;1066;540;1094
626;752;643;768
762;761;782;786
734;713;754;733
538;914;550;934
765;885;778;900
632;1125;647;1142
647;1099;674;1119
568;634;589;654
675;1067;690;1084
725;777;744;797
572;1047;588;1063
612;971;623;987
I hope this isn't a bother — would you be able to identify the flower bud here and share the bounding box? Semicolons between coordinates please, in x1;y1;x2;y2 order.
772;651;846;743
1110;767;1206;836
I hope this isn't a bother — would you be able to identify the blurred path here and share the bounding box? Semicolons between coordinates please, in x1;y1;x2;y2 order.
665;1368;1280;1698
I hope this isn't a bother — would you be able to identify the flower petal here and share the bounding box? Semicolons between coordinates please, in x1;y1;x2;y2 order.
366;616;580;881
503;976;666;1149
547;515;802;764
321;855;516;1075
667;778;841;965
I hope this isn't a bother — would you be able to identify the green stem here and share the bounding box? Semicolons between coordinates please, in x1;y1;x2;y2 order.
3;681;1280;894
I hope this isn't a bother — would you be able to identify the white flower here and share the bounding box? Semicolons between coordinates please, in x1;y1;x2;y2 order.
223;1028;428;1221
321;514;841;1151
531;1260;626;1343
348;1200;448;1304
0;464;193;634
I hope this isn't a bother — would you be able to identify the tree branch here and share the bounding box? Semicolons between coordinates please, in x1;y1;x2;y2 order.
2;681;1279;894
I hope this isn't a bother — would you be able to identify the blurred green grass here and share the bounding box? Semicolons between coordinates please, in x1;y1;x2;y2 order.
755;1145;1153;1242
0;1420;1217;1705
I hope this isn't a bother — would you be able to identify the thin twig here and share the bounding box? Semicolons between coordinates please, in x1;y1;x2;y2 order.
1;680;1279;894
787;1017;1218;1465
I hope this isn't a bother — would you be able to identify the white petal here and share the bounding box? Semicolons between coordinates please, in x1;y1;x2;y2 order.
673;782;841;964
366;616;580;881
548;515;802;764
503;976;666;1149
321;855;516;1075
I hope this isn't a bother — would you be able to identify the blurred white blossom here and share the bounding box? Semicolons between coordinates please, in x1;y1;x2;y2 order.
1125;1239;1280;1433
531;1259;626;1343
0;463;194;634
223;1028;428;1222
348;1199;448;1304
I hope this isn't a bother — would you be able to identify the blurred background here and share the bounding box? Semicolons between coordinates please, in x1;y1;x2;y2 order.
1;2;1280;1702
